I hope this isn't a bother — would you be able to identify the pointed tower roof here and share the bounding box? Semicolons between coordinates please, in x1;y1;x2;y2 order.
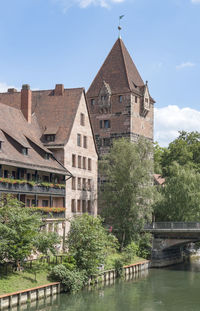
87;38;144;97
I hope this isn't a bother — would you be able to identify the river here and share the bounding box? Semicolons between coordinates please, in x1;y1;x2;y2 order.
21;260;200;311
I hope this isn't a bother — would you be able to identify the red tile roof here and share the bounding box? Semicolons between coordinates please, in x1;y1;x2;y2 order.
87;38;144;97
0;103;69;175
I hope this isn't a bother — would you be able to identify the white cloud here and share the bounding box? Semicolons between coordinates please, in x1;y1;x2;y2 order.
53;0;125;11
154;105;200;147
191;0;200;3
176;62;196;70
0;82;19;93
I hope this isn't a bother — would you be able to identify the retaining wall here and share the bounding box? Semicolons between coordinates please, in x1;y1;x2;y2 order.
0;282;61;310
0;260;150;310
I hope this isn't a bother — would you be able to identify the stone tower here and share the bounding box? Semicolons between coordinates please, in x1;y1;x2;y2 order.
86;38;155;156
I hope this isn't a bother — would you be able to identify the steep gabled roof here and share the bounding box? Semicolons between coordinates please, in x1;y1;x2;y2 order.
32;88;84;146
0;103;69;175
87;38;144;97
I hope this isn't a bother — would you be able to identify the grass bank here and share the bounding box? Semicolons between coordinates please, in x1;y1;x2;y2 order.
0;265;51;295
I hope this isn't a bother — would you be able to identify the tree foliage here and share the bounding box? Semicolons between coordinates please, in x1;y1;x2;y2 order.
99;138;154;249
155;131;200;176
154;163;200;221
0;195;60;266
67;214;115;275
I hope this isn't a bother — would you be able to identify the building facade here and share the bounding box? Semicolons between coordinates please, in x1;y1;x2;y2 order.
0;84;98;236
86;38;155;156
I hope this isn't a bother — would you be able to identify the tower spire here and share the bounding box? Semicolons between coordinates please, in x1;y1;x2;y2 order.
118;15;124;39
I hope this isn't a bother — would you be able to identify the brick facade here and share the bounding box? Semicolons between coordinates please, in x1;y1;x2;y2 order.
87;38;155;155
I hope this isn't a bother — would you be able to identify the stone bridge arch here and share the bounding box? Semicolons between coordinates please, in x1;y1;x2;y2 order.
144;222;200;267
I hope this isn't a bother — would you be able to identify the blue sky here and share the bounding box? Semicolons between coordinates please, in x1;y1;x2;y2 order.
0;0;200;146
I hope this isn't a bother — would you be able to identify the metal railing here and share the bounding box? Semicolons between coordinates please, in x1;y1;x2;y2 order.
144;222;200;230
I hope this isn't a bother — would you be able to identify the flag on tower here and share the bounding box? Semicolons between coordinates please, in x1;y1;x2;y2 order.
119;15;125;19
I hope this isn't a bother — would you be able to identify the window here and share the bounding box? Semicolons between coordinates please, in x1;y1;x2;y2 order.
88;158;92;171
26;199;31;207
45;135;55;142
101;95;106;101
27;173;30;181
42;200;49;207
77;134;81;147
71;199;76;213
77;178;81;190
83;136;87;148
145;98;149;103
88;200;91;213
22;148;28;155
82;178;86;190
135;96;138;103
83;157;86;169
100;120;103;129
104;120;110;129
72;154;76;167
77;200;81;213
88;179;91;191
44;153;50;160
80;113;85;126
78;156;82;168
91;99;95;106
119;95;122;103
0;142;1;151
72;177;76;190
11;171;16;179
82;200;86;213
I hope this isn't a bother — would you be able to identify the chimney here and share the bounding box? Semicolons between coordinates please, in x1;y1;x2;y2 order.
8;88;17;93
54;84;64;96
21;84;32;123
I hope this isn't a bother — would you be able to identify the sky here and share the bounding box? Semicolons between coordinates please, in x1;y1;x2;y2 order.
0;0;200;146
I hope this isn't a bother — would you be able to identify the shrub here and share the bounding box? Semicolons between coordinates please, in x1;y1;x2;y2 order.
122;241;139;264
62;255;76;271
49;264;87;293
114;258;124;277
137;233;152;259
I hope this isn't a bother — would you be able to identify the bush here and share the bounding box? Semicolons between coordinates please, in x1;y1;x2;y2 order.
62;255;76;271
122;241;139;264
114;259;124;278
137;233;152;259
49;264;87;293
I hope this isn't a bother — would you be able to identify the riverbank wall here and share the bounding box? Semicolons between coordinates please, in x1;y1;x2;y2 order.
0;260;150;310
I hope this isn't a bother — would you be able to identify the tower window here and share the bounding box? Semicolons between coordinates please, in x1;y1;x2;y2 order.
104;120;110;129
119;95;122;103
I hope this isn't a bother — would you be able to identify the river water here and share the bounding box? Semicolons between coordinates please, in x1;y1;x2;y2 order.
23;261;200;311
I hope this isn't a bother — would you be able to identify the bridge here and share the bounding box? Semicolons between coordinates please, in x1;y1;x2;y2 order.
144;222;200;267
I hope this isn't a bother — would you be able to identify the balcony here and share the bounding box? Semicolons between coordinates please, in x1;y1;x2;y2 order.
0;178;65;196
31;207;65;219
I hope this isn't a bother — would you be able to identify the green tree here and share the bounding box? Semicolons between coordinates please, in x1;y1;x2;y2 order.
99;138;154;250
154;163;200;221
157;131;200;176
67;214;114;275
0;195;60;268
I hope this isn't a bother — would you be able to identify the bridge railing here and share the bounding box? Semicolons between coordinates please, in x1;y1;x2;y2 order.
144;222;200;230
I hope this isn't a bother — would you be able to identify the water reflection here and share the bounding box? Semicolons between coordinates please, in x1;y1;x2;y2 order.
12;262;200;311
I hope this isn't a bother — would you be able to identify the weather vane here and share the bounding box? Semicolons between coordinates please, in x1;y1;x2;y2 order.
118;15;125;38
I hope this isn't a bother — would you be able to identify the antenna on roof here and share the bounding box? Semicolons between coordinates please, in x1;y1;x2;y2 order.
118;15;125;39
